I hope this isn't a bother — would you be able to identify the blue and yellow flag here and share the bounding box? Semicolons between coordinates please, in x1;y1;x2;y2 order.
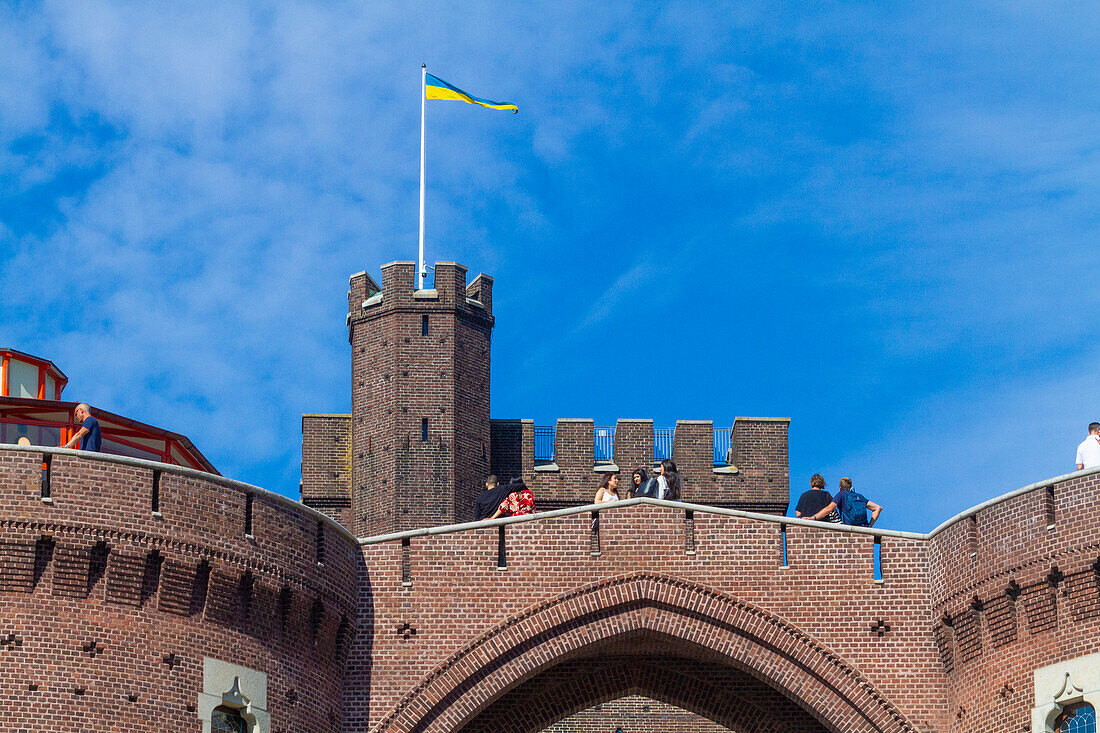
425;73;518;113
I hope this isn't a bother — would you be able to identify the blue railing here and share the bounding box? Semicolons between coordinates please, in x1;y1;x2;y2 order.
534;426;556;462
593;426;615;462
713;427;732;466
654;427;675;462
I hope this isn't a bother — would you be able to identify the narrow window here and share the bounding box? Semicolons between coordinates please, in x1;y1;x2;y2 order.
401;537;412;587
151;471;161;513
1045;486;1056;528
873;536;883;580
244;494;254;536
421;314;429;336
685;510;696;555
315;520;325;565
779;524;788;567
421;418;428;442
497;525;507;570
40;454;51;500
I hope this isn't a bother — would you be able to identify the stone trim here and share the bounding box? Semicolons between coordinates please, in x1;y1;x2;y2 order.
198;658;270;733
1032;652;1100;732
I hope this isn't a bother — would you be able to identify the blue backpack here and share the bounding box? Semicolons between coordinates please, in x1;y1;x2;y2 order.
840;492;870;526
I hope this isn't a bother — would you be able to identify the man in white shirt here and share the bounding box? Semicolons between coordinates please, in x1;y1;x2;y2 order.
1075;423;1100;470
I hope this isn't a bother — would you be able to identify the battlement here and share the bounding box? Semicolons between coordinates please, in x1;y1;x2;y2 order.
490;416;790;513
347;260;494;333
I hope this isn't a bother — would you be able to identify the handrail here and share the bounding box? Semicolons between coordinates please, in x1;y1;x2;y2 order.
0;444;359;544
361;465;1100;545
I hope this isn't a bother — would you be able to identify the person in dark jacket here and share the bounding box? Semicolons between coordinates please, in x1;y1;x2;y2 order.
476;475;510;520
628;468;648;498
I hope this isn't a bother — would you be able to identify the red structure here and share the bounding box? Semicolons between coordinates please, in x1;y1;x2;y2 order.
0;347;216;472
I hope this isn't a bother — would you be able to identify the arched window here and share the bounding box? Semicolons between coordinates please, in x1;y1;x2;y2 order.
211;705;248;733
1056;703;1097;733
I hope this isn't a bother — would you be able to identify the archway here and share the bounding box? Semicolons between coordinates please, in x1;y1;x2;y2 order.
459;632;827;732
371;573;916;733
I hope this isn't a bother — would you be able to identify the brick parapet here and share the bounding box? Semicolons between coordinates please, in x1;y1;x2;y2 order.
0;446;361;732
488;416;789;513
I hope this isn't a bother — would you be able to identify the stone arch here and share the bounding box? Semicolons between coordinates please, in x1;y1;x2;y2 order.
371;572;916;733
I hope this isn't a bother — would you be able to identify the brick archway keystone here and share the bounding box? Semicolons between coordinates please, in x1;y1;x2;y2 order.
371;572;916;733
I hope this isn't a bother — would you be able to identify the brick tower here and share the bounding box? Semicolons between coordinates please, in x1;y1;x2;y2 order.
347;261;494;536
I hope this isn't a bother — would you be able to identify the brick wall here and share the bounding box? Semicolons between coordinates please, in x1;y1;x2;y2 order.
489;417;789;513
301;413;352;528
0;447;359;733
545;696;734;733
925;472;1100;732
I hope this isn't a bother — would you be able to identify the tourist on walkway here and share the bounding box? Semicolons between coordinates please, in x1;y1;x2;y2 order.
594;473;621;504
628;468;648;498
812;477;881;527
656;458;682;501
476;475;507;520
1076;423;1100;470
794;474;839;522
489;478;534;519
62;403;101;452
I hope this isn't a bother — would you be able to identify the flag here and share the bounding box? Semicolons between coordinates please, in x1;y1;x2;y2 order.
425;73;518;113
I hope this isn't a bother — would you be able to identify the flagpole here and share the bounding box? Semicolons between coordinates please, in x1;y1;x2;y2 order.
418;63;427;290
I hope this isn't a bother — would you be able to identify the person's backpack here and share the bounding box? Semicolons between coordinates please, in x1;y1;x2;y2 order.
634;477;660;499
840;492;870;526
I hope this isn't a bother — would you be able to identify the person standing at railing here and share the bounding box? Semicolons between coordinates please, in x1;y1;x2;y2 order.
628;468;648;499
62;403;101;452
1075;422;1100;470
594;473;621;504
656;459;681;501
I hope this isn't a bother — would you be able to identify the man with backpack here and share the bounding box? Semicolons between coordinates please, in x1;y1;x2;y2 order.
810;477;882;527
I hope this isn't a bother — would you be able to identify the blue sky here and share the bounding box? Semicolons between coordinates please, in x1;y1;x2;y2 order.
3;2;1099;532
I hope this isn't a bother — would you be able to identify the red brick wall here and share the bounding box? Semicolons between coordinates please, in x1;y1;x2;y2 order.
0;448;359;733
489;417;789;513
350;502;942;733
925;472;1100;732
301;413;352;528
348;261;494;537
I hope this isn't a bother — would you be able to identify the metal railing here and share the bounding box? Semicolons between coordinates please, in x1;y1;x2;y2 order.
713;427;732;466
593;426;615;463
654;427;675;462
534;426;556;462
